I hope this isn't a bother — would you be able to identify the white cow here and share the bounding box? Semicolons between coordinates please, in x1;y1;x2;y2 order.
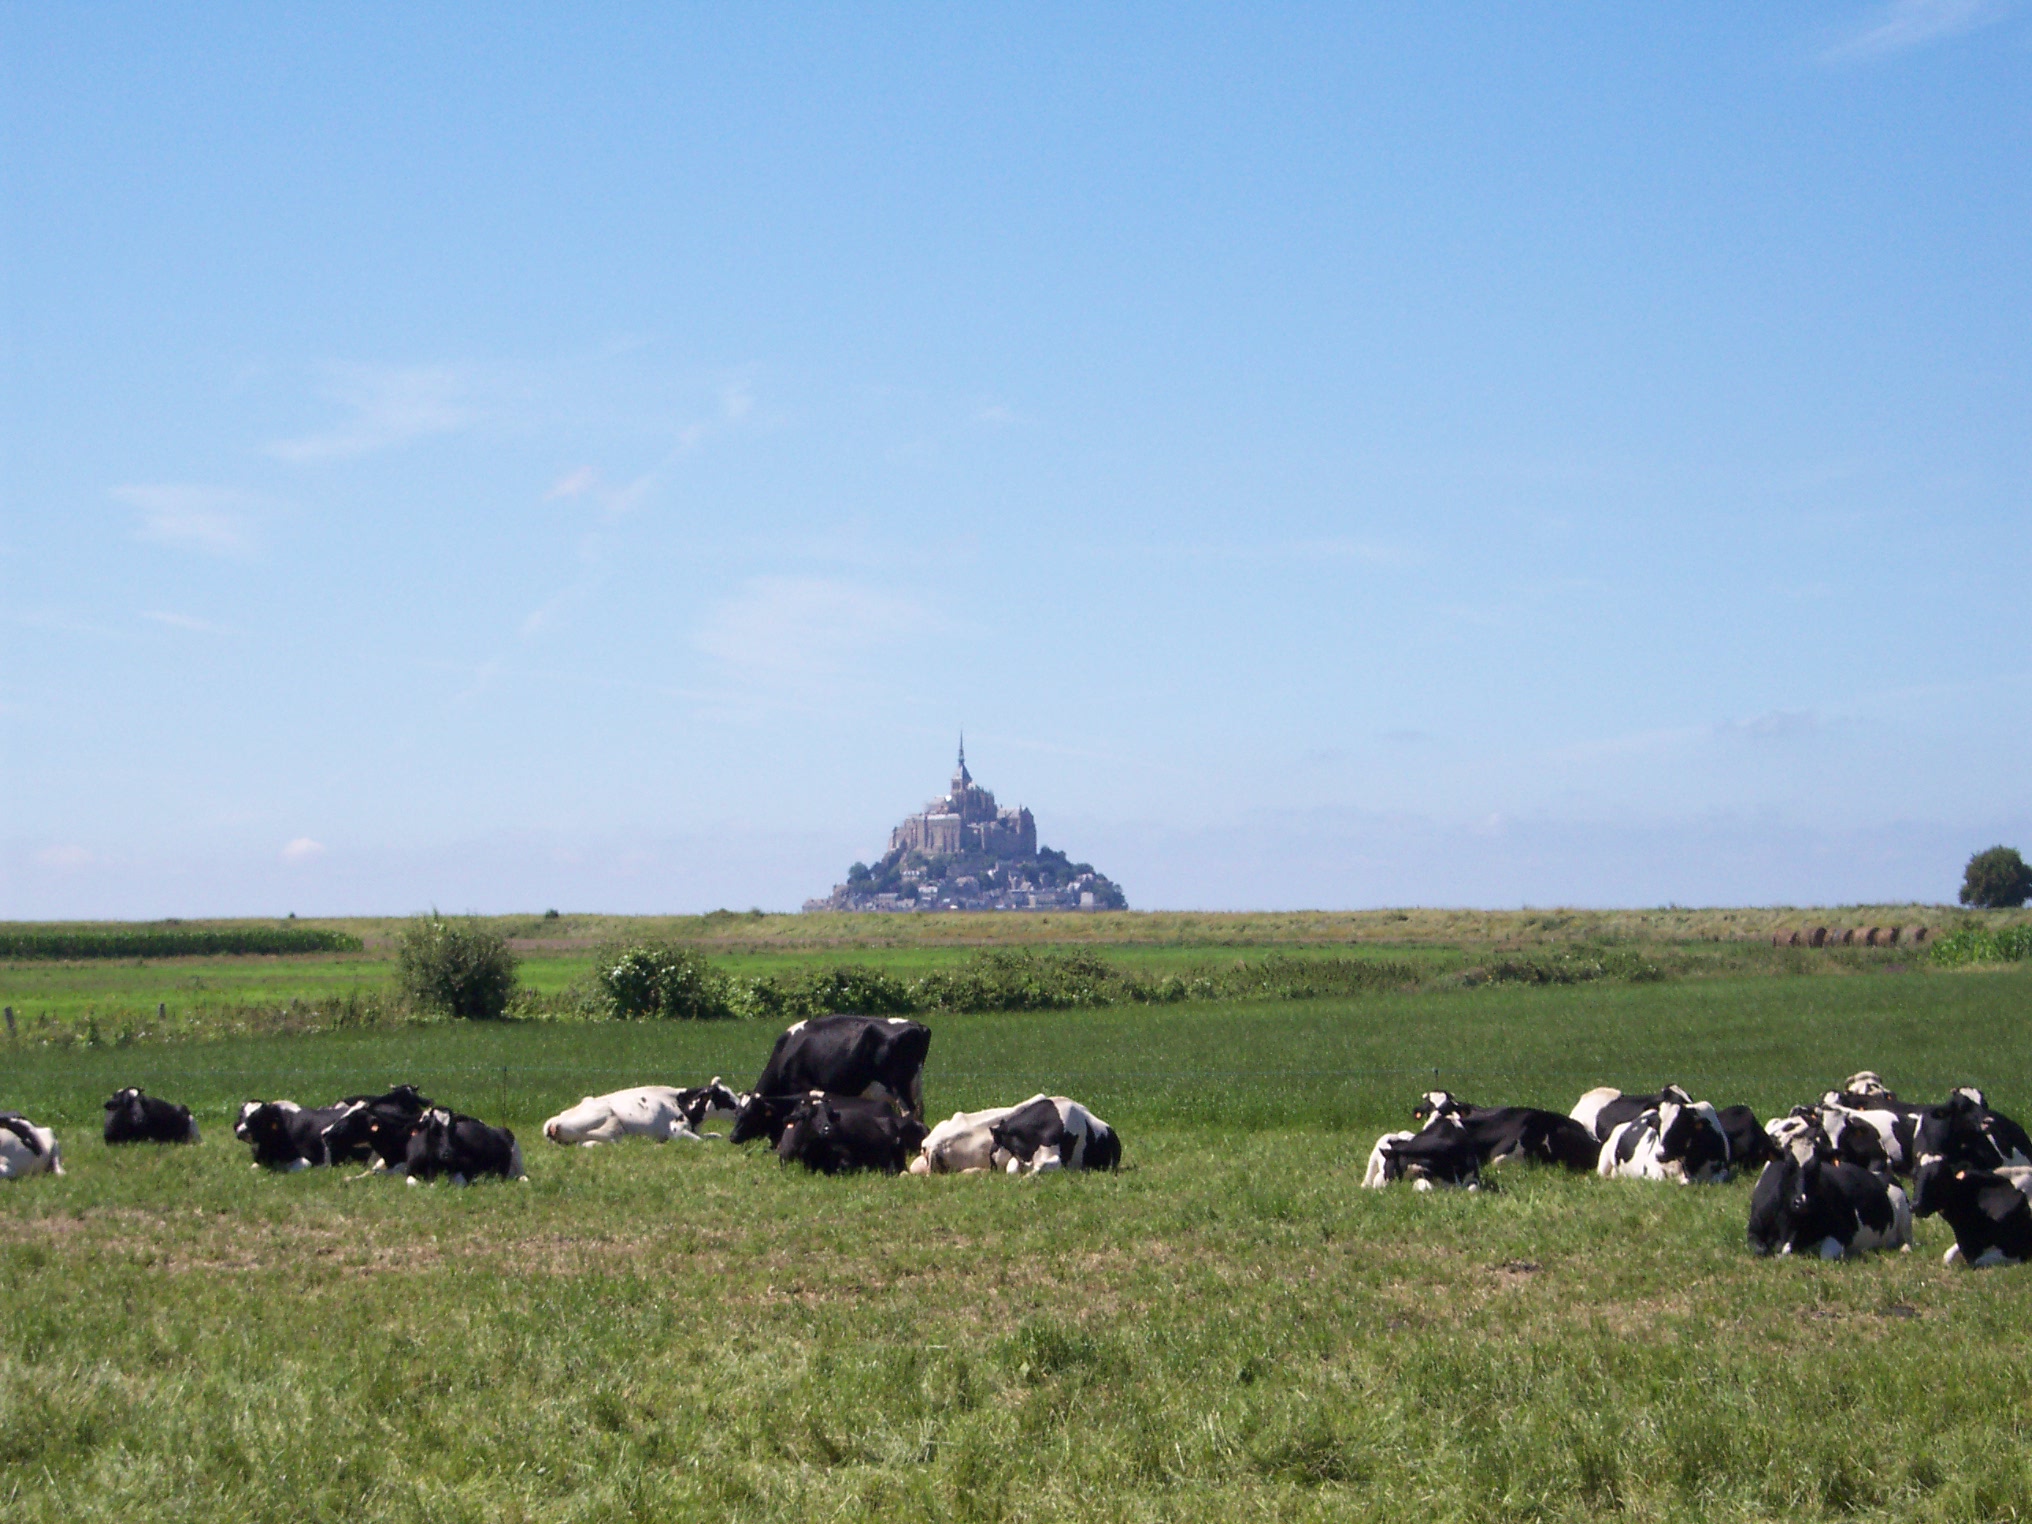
909;1105;1021;1175
542;1081;735;1147
0;1114;63;1179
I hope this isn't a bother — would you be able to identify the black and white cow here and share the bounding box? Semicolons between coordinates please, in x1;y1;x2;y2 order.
730;1015;932;1143
102;1087;200;1144
910;1104;1023;1174
1911;1090;2032;1175
0;1112;63;1178
1570;1084;1698;1141
1911;1161;2032;1268
1747;1146;1912;1258
774;1093;927;1175
1816;1097;1916;1175
237;1101;352;1170
1715;1105;1778;1172
1361;1123;1483;1191
318;1086;437;1170
985;1095;1122;1174
1597;1099;1732;1183
1412;1092;1598;1172
402;1108;525;1184
542;1079;739;1146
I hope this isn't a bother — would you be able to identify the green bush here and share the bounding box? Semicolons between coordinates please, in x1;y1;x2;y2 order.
914;949;1136;1012
595;943;739;1020
742;964;915;1023
1961;846;2032;909
396;913;518;1020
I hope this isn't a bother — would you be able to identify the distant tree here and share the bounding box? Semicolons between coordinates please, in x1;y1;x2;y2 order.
1961;846;2032;909
846;861;872;885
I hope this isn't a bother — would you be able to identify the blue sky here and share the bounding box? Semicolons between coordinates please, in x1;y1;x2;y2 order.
4;4;2028;916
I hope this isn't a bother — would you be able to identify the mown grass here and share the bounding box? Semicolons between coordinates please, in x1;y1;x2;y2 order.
5;967;2032;1520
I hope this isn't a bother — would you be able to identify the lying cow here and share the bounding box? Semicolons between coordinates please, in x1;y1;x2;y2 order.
0;1112;63;1178
403;1108;525;1184
1597;1099;1732;1183
1412;1091;1598;1172
1912;1161;2032;1268
910;1104;1022;1174
730;1015;932;1143
1362;1125;1482;1191
1912;1090;2032;1174
986;1095;1121;1174
1748;1145;1912;1258
102;1087;200;1145
1571;1084;1696;1141
237;1100;352;1170
1715;1105;1778;1172
776;1092;926;1176
543;1079;739;1146
319;1086;437;1171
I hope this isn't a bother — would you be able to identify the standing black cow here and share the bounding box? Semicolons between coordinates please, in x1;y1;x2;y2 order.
775;1093;926;1175
731;1015;932;1143
102;1087;200;1144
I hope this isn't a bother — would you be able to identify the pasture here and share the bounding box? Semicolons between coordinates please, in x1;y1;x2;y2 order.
3;930;2032;1521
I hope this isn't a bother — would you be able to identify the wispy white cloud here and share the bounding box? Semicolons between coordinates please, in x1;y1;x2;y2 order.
281;837;326;864
1718;709;1820;742
546;465;601;500
517;382;761;640
269;363;482;463
1823;0;2015;60
115;484;272;556
142;610;239;636
693;576;929;695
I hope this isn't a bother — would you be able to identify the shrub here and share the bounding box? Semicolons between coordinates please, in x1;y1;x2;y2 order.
741;964;916;1023
915;949;1134;1012
595;943;739;1020
396;913;518;1020
1961;846;2032;910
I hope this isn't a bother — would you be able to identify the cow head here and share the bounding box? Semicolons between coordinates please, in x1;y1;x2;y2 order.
730;1092;798;1145
233;1100;267;1141
1657;1101;1730;1180
775;1093;839;1166
1842;1071;1895;1104
681;1078;742;1130
1914;1092;1999;1173
1411;1091;1465;1125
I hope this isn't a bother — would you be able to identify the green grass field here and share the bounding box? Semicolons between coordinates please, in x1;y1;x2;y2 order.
4;919;2032;1521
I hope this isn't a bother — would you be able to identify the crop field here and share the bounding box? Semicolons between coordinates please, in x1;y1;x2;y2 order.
4;918;2032;1521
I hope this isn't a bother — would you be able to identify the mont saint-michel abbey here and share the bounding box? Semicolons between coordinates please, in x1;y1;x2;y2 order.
888;746;1036;859
805;742;1127;913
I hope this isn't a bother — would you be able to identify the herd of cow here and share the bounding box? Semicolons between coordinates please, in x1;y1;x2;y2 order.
6;1012;2030;1270
1362;1070;2032;1268
0;1013;1121;1187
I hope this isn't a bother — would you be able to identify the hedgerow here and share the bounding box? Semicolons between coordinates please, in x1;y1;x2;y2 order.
0;926;363;960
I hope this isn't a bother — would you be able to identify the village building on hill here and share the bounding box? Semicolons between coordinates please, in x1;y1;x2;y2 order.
804;741;1127;912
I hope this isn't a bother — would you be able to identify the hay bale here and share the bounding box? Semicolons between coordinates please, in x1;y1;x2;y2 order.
1909;925;1928;943
1864;927;1885;946
1808;926;1827;948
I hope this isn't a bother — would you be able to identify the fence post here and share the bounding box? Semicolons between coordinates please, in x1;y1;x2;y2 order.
3;1006;13;1040
157;1002;166;1023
